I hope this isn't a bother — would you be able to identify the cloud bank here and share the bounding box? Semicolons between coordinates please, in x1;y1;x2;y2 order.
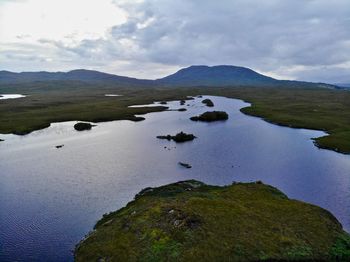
1;0;349;82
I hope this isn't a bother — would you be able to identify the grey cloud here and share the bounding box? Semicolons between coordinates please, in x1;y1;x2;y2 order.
2;0;350;82
108;0;350;81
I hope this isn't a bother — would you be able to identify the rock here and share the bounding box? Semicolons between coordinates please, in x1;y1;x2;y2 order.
202;99;214;107
74;122;95;131
157;132;196;143
160;101;167;105
173;220;181;227
55;144;64;149
178;108;187;112
179;162;192;168
190;111;228;122
157;135;172;141
0;139;4;142
180;100;186;105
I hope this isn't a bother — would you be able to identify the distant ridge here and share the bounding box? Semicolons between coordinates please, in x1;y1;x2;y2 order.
335;83;350;88
0;65;337;89
0;69;152;86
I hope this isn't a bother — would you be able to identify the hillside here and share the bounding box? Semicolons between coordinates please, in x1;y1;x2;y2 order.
75;180;350;261
0;69;152;86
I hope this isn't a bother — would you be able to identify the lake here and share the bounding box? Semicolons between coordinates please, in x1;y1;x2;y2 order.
0;96;349;261
0;94;26;100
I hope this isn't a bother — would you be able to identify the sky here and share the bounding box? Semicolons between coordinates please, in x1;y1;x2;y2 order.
0;0;349;83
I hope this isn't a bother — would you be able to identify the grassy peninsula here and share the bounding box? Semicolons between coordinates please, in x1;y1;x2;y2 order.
75;180;350;261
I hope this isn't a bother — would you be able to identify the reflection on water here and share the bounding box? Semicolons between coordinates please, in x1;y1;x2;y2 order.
0;96;349;261
104;94;122;97
0;94;26;100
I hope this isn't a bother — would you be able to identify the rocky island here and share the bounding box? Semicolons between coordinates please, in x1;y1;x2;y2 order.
75;180;350;261
178;162;192;168
74;122;96;131
190;111;229;122
202;98;214;107
157;132;196;143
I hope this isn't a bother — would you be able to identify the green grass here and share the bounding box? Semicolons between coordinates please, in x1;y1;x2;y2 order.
0;84;349;153
75;180;350;261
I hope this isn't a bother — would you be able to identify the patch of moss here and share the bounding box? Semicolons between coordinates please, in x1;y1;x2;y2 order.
75;180;350;261
329;233;350;260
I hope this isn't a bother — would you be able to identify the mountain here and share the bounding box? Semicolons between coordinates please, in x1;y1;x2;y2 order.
335;83;350;88
0;66;337;89
156;65;278;86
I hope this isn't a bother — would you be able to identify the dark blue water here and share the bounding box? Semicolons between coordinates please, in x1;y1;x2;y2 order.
0;96;349;261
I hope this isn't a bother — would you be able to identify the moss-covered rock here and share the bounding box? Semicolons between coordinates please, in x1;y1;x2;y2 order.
75;180;350;261
202;99;214;107
190;111;228;122
157;132;196;143
74;122;95;131
178;162;192;168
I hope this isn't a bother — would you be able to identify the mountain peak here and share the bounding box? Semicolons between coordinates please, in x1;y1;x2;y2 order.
156;65;277;86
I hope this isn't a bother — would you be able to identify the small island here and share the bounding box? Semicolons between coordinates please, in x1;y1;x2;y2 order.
75;180;350;261
74;122;96;131
202;98;214;107
157;131;196;143
190;111;228;122
178;162;192;168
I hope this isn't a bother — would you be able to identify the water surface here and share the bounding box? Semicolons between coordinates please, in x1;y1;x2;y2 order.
0;94;26;100
104;94;122;97
0;96;349;261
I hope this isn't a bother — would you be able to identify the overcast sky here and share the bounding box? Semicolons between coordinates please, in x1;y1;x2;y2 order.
0;0;349;82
